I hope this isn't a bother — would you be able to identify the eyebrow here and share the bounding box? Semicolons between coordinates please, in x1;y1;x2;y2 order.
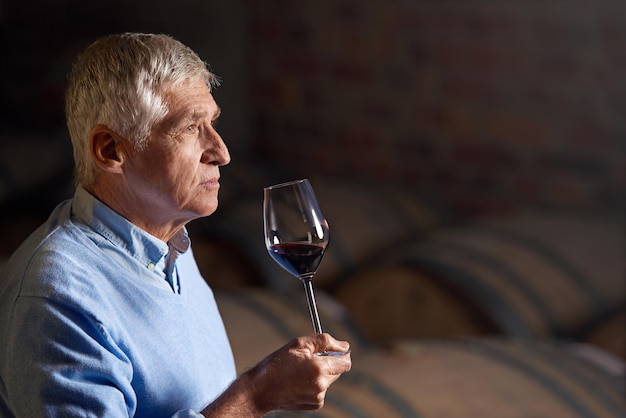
190;106;221;121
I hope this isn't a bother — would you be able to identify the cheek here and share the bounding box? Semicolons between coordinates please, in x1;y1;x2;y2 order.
168;161;204;200
137;141;200;193
132;160;181;198
157;147;194;179
174;156;201;184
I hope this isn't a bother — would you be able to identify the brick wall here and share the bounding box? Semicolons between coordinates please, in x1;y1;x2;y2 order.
246;0;625;218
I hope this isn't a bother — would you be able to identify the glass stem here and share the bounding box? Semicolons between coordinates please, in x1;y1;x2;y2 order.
300;276;323;335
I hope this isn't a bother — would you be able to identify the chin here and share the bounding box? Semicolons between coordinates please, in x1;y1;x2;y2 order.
189;191;220;216
198;202;219;218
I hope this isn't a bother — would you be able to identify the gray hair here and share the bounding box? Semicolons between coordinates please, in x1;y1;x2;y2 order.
65;32;220;187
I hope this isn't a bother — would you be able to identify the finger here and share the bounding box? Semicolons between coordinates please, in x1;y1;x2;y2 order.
315;333;351;353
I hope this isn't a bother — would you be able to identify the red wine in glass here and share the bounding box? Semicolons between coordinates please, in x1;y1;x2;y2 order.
268;243;325;278
263;179;349;357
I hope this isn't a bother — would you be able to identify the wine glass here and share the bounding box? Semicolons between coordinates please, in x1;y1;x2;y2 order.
263;179;350;357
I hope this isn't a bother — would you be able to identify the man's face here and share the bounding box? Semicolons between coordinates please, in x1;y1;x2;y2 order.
122;78;230;228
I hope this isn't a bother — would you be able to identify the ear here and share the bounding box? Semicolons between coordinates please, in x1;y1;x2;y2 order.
89;125;126;173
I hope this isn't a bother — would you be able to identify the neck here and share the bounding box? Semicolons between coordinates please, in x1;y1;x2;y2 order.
85;182;187;243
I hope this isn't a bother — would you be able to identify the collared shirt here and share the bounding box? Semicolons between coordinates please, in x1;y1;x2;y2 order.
0;187;236;418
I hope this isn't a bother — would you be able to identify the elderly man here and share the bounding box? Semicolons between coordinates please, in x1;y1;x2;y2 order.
0;32;351;417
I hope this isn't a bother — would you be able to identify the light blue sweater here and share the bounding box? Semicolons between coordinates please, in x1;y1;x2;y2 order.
0;187;236;417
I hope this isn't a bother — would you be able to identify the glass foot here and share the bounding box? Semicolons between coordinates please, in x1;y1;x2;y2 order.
315;349;351;357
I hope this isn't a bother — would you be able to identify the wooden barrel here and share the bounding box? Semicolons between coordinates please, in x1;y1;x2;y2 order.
334;210;625;343
266;338;625;418
580;309;626;361
195;176;448;292
214;288;371;371
334;264;498;345
309;176;448;290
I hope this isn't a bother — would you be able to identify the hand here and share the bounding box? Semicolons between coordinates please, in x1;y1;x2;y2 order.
199;334;351;417
247;333;352;414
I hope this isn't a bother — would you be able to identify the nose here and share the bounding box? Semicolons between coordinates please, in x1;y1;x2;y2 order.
201;129;231;166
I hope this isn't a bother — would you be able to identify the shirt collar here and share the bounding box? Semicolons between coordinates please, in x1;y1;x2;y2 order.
71;186;189;274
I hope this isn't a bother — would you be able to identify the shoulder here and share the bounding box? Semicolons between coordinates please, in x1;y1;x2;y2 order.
1;206;107;305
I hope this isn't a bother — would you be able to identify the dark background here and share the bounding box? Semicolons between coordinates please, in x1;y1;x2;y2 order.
1;0;624;256
1;0;625;397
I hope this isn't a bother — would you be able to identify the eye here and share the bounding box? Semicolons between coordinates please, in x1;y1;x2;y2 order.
186;124;198;133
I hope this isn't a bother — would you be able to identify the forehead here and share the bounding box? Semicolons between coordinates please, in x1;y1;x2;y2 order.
163;79;219;118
